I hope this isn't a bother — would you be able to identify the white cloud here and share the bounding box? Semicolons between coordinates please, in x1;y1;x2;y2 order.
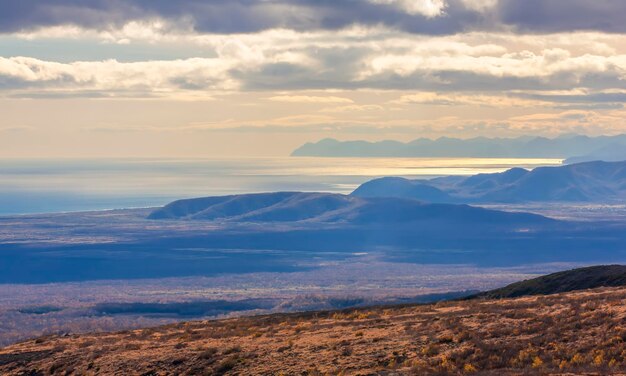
368;0;447;17
320;104;385;113
360;46;626;80
0;56;238;97
1;29;625;100
460;0;498;12
268;95;354;104
392;92;545;107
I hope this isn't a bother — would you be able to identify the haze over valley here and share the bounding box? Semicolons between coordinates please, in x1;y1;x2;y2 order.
3;161;626;348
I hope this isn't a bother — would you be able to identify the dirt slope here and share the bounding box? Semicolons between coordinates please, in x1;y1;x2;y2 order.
2;287;626;375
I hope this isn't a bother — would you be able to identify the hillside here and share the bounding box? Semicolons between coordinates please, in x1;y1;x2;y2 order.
292;134;626;158
471;265;626;299
148;192;552;225
2;286;626;375
352;160;626;203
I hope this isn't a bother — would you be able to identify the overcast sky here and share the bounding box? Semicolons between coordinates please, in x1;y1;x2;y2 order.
0;0;625;157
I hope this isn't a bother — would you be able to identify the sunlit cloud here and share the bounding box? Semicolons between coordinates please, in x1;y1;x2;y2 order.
268;95;354;104
1;30;625;99
392;92;545;107
320;105;385;113
0;56;237;97
459;0;499;12
368;0;447;17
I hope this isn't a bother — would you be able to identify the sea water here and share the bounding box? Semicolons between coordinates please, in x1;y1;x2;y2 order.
0;157;561;215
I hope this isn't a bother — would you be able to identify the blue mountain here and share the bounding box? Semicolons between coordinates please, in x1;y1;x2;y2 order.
352;161;626;203
565;143;626;164
148;192;551;225
292;134;626;158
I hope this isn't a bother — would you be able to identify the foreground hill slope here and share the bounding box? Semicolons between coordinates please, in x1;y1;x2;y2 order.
352;160;626;203
2;286;626;375
148;191;552;225
472;264;626;299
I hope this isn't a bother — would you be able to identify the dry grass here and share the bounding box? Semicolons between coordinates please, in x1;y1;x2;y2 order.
2;287;626;375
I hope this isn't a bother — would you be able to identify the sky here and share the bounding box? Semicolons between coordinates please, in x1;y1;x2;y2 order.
0;0;625;157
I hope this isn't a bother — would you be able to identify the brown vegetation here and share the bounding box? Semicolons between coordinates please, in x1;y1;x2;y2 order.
2;287;626;375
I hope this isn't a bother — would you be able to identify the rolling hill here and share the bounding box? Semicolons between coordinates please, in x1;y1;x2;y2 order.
352;160;626;203
148;192;552;225
2;282;625;375
470;265;626;299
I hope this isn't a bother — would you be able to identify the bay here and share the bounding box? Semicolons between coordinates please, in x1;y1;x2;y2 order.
0;157;561;215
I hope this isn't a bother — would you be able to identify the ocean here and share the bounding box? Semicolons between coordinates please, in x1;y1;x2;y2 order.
0;157;561;215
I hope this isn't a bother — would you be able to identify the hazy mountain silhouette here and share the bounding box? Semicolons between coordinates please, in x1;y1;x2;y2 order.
148;192;551;225
352;161;626;203
292;134;626;158
565;142;626;164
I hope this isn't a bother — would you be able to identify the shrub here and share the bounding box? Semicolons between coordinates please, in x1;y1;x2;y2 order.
214;357;238;375
463;363;477;373
199;347;218;360
421;343;440;357
223;345;241;354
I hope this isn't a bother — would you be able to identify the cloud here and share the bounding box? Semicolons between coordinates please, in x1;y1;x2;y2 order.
514;90;626;104
0;125;34;133
496;108;626;135
0;0;471;35
2;0;626;36
0;56;237;97
360;47;626;82
268;95;354;103
392;92;544;107
213;108;626;137
393;89;626;109
497;0;626;34
508;110;597;124
368;0;447;17
459;0;498;12
0;30;625;100
320;104;385;112
552;103;624;111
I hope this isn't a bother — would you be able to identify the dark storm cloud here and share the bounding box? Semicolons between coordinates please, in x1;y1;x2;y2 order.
0;0;481;35
497;0;626;33
1;0;624;35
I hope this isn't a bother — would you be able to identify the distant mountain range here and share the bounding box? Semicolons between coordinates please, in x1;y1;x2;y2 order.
292;134;626;159
352;160;626;203
565;143;626;164
148;192;551;226
470;265;626;299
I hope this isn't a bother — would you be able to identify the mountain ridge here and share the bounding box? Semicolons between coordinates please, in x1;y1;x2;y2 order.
292;134;626;158
148;191;553;226
352;160;626;203
565;142;626;164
